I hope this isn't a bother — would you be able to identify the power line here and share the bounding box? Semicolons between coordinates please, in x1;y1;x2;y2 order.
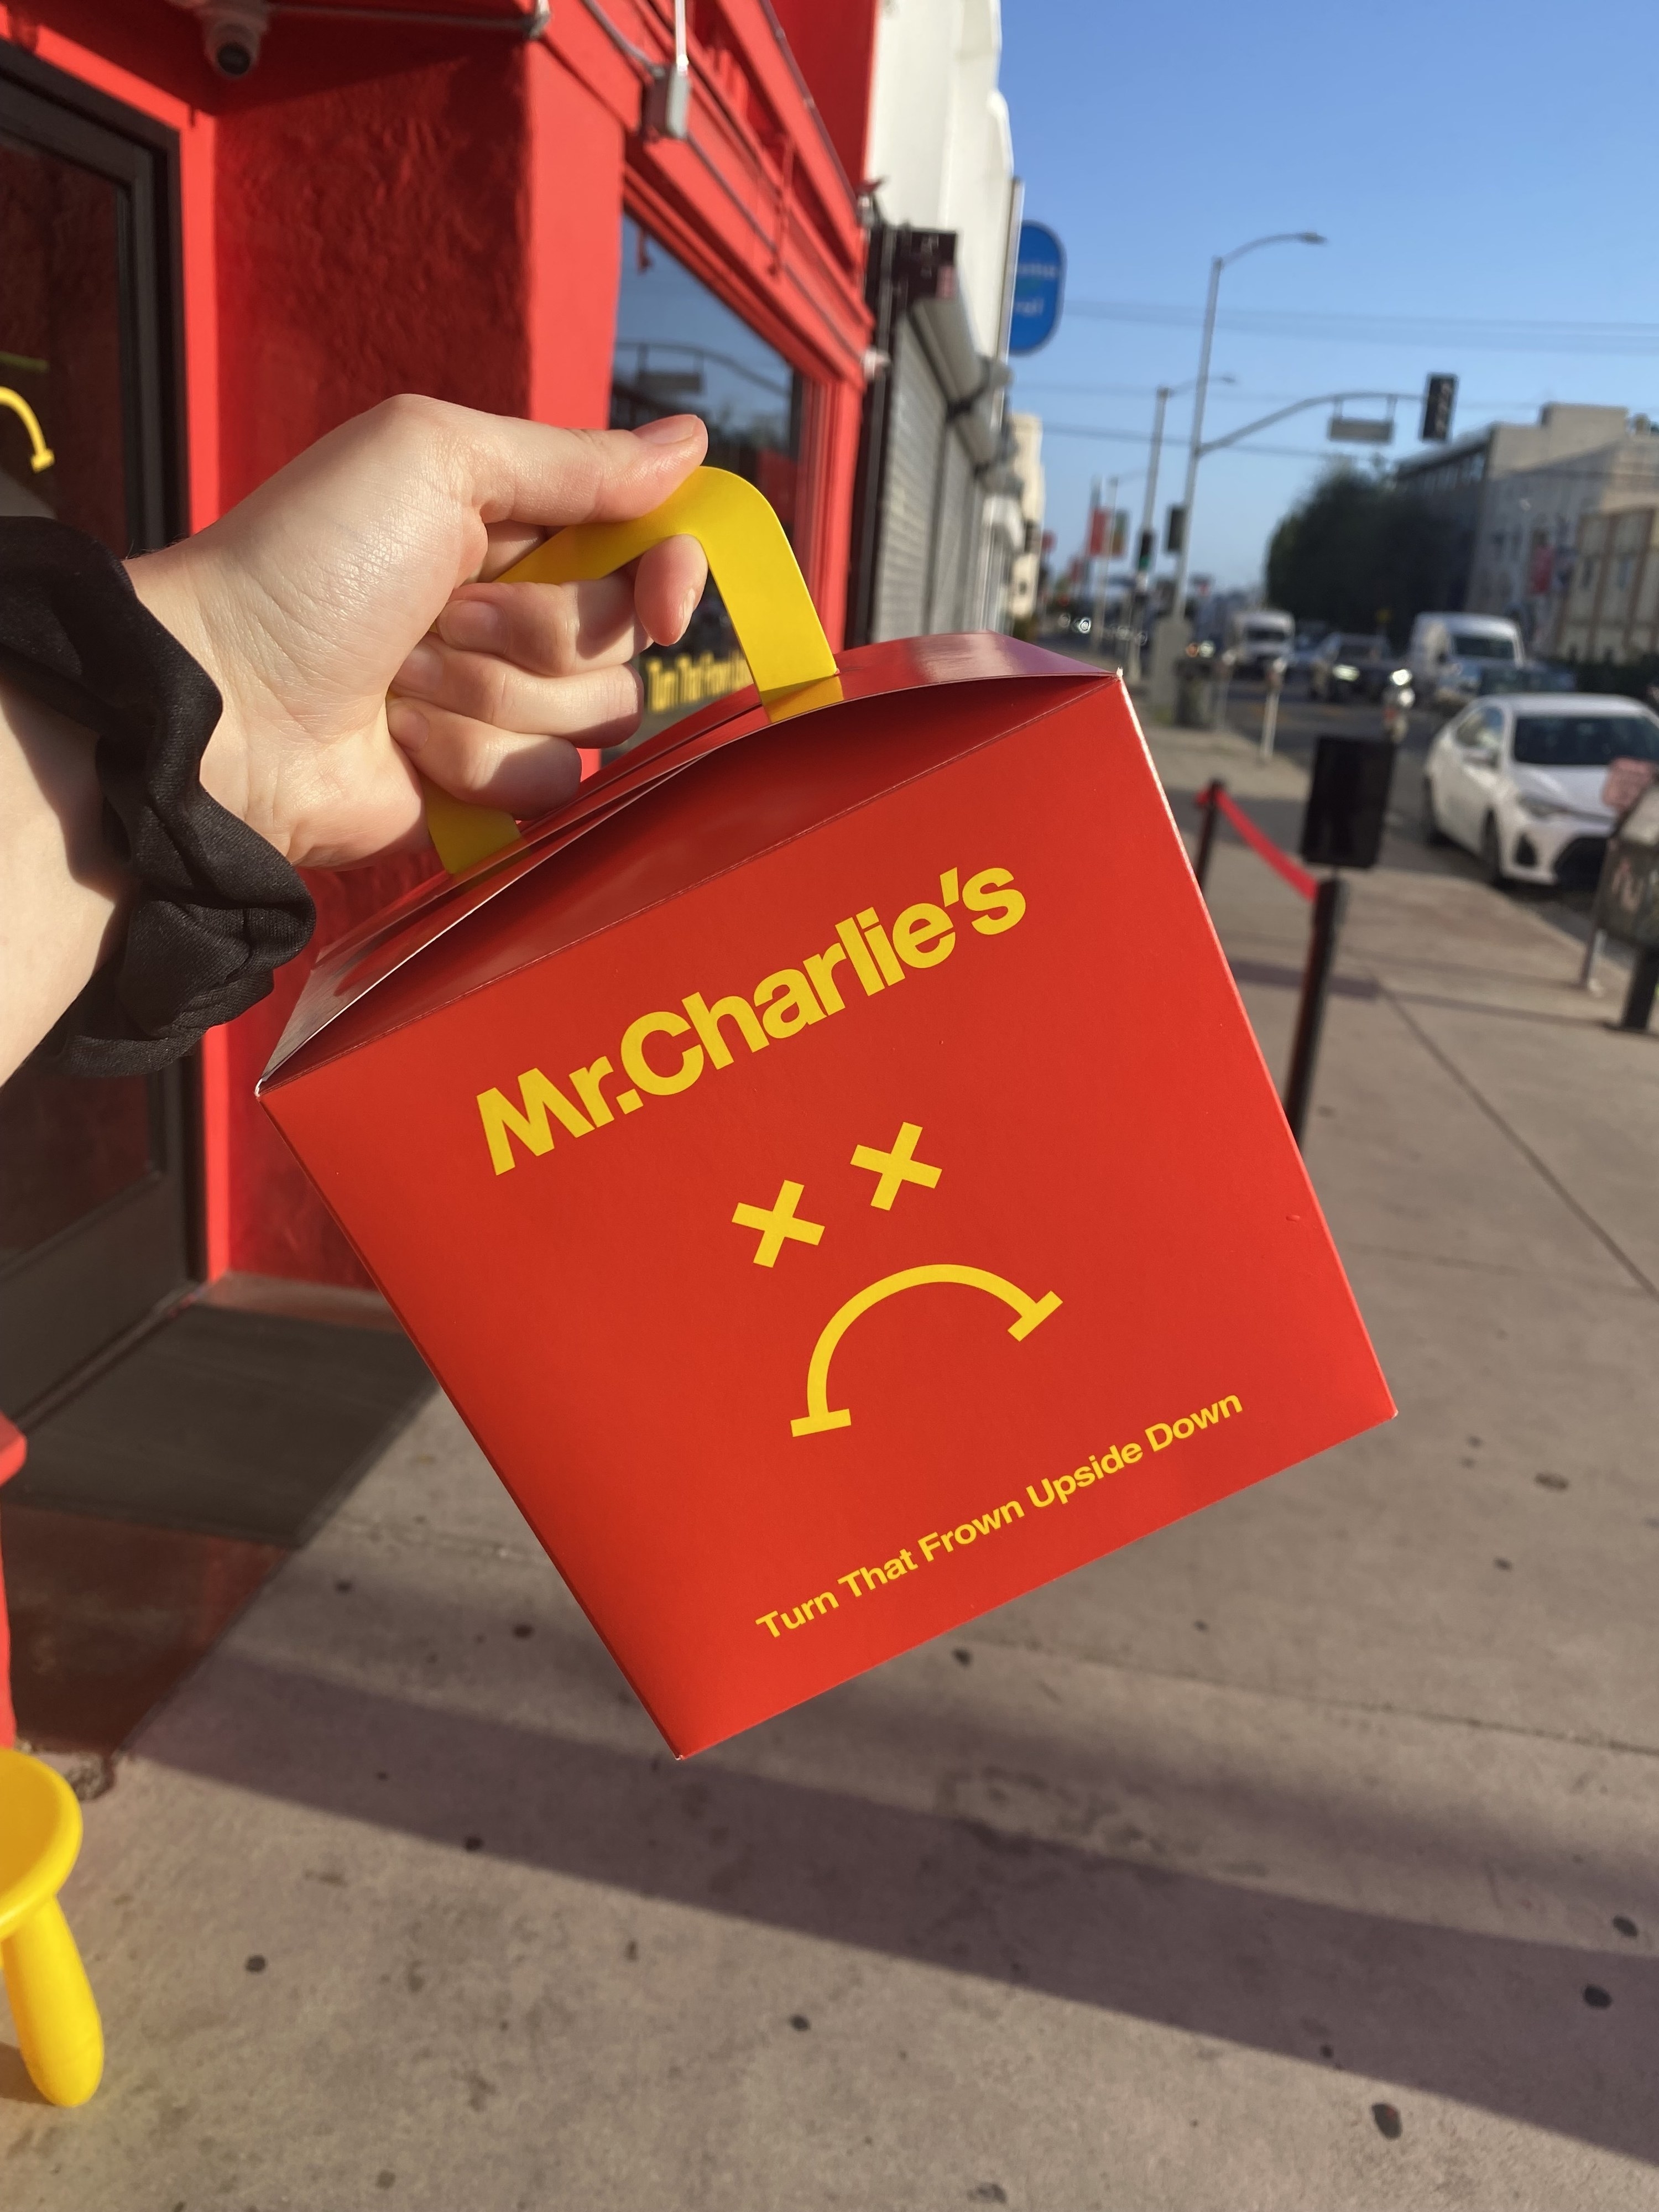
1042;421;1659;487
1040;421;1375;461
1063;301;1659;357
1014;377;1621;413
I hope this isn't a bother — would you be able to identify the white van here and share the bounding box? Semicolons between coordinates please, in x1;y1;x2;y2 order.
1227;607;1295;676
1408;613;1525;714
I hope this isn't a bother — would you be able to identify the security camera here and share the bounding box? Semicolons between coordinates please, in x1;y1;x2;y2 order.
169;0;269;80
202;0;268;77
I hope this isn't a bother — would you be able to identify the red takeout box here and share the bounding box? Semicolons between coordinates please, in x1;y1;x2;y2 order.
260;474;1393;1755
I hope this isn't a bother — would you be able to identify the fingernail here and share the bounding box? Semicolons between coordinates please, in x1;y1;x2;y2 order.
633;414;703;446
387;700;429;753
394;640;443;692
440;598;506;653
676;583;701;637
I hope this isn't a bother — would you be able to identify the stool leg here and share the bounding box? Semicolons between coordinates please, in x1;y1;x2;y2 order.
3;1897;103;2106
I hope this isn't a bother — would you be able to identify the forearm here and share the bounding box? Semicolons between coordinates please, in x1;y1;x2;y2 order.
0;404;706;1086
0;676;133;1084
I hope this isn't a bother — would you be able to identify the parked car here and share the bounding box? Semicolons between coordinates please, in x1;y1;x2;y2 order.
1422;693;1659;886
1308;630;1401;702
1473;663;1577;698
1227;607;1296;676
1287;623;1326;685
1407;612;1525;717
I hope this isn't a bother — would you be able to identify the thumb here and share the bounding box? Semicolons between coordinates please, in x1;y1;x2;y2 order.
440;408;710;537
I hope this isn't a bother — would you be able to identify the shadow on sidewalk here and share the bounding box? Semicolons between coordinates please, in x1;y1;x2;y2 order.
142;1647;1659;2168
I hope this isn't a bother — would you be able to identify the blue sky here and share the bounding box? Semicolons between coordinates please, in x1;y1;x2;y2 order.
999;0;1659;592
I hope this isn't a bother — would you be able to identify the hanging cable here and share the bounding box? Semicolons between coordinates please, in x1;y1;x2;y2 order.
270;2;548;32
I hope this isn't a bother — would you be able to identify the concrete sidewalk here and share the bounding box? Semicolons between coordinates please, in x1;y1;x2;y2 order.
6;719;1658;2211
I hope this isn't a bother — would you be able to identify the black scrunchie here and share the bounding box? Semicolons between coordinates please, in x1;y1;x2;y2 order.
0;519;315;1076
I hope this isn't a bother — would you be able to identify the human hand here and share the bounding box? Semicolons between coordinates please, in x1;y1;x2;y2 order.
126;396;709;870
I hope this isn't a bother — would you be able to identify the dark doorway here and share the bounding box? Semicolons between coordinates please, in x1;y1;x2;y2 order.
0;45;194;1416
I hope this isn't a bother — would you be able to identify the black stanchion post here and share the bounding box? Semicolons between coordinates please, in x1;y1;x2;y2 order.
1616;945;1659;1033
1194;779;1222;894
1283;875;1349;1145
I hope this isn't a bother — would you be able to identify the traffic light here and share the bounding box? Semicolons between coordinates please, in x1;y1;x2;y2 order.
1421;374;1457;443
1164;504;1186;556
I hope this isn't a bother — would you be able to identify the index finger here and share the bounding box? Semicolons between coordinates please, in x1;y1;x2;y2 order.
440;409;710;536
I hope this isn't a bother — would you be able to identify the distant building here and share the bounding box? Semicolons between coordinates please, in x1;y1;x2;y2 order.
1395;404;1659;648
1475;426;1659;652
1555;508;1659;662
1003;412;1046;624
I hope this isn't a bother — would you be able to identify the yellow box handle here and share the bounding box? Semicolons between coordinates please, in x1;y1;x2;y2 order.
422;466;839;874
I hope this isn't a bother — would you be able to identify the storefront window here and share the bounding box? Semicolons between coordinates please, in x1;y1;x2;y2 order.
610;218;802;739
0;126;155;1266
0;135;128;549
1;61;192;1410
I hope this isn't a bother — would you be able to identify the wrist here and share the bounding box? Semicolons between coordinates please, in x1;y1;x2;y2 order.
124;546;259;847
0;675;133;1081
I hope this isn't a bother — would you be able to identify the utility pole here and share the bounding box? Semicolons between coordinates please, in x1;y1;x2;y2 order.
1166;251;1225;643
1127;387;1170;684
1091;473;1118;656
1156;230;1324;705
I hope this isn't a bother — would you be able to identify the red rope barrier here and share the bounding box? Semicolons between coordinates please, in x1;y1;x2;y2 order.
1205;782;1318;902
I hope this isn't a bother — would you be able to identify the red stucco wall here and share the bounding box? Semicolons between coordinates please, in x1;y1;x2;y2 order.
10;0;872;1290
768;0;877;192
525;43;626;432
213;48;533;502
210;36;627;1284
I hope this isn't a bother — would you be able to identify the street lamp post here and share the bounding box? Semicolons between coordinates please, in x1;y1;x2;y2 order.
1157;229;1324;697
1126;387;1170;684
1126;374;1233;681
1090;472;1119;656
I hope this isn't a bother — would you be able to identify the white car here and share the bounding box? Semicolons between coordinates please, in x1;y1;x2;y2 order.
1422;694;1659;887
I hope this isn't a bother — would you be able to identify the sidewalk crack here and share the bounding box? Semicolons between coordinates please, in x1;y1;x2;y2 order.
1379;987;1657;1302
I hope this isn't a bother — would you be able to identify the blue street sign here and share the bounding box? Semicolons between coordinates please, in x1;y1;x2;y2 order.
1009;222;1065;356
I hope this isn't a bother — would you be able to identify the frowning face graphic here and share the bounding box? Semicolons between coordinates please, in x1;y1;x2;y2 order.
730;1120;1062;1439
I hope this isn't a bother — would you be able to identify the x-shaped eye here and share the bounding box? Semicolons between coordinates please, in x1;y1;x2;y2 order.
851;1121;941;1210
732;1180;825;1266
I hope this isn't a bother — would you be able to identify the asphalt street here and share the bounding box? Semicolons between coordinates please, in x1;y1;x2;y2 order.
1196;674;1616;966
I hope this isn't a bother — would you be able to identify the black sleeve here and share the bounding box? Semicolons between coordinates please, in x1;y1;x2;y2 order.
0;519;314;1077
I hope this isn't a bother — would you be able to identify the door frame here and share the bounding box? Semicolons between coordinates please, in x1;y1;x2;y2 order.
0;36;189;553
0;40;204;1420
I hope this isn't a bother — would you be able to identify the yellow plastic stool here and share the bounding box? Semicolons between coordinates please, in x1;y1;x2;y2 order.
0;1748;103;2105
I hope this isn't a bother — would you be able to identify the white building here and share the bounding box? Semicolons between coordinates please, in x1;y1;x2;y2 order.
1003;410;1046;624
1395;404;1659;648
865;0;1016;358
1554;505;1659;662
844;0;1029;643
1471;420;1659;651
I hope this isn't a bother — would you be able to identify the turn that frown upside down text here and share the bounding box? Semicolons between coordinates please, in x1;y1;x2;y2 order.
755;1394;1243;1640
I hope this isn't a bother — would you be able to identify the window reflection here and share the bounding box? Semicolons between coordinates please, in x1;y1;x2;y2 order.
0;134;127;549
609;218;804;742
611;216;801;523
0;128;155;1268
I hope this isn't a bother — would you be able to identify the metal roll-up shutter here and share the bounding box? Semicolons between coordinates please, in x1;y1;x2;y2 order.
928;428;977;632
871;319;946;641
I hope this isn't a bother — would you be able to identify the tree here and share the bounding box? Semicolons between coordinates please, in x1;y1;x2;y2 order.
1266;466;1465;646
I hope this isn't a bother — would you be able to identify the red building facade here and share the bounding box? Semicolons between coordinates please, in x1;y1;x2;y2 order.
1;0;877;1371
